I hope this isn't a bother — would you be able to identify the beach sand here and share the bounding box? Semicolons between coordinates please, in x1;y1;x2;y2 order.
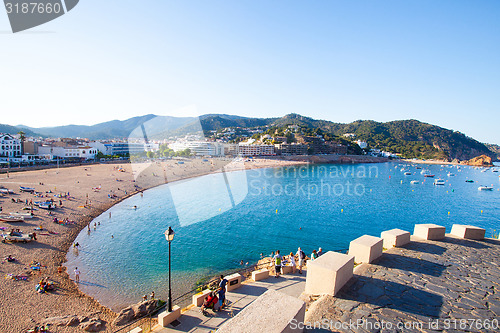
0;157;307;332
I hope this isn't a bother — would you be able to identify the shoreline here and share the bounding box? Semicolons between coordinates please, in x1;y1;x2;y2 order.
0;155;386;332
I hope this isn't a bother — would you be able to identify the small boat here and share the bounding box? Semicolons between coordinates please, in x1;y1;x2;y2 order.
21;206;38;211
404;172;412;176
0;215;25;223
465;180;474;183
420;170;429;175
19;186;35;193
38;203;55;210
434;179;446;186
424;174;435;178
0;188;15;194
447;173;455;177
410;180;420;185
478;186;493;191
416;166;422;169
493;169;499;173
9;212;34;219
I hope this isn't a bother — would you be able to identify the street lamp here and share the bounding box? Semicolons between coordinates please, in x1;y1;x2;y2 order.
164;226;175;312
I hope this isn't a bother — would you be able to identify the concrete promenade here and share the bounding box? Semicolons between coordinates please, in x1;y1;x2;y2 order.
151;235;500;333
152;272;307;333
305;235;500;332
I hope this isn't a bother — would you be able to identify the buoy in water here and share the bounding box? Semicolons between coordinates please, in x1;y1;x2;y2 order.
276;209;278;214
341;209;343;213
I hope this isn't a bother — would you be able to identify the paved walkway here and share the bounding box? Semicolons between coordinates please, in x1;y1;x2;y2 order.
305;236;500;332
152;271;307;333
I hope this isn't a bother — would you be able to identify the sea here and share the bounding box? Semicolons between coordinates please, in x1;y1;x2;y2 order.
65;161;500;311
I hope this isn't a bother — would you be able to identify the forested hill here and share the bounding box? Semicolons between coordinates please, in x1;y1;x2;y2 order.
264;114;494;161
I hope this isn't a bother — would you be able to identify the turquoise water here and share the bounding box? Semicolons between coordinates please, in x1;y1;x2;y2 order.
65;162;500;311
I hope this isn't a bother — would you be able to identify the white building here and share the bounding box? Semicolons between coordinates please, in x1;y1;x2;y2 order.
169;141;225;156
38;145;99;160
355;140;368;149
0;134;22;157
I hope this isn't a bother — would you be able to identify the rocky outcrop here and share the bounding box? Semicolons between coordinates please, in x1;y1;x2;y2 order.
113;300;158;326
461;154;493;167
44;314;104;331
79;317;104;332
44;315;80;326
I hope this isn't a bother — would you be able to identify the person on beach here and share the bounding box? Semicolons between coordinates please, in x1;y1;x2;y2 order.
274;250;282;278
296;247;305;274
317;247;324;257
150;291;155;300
74;267;80;283
289;252;296;273
217;275;228;310
142;295;147;301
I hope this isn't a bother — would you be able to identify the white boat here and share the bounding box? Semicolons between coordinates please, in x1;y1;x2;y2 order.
421;169;430;175
410;180;420;185
434;179;446;186
38;203;55;210
19;186;35;193
478;186;493;191
447;173;455;177
404;172;412;176
0;188;15;194
9;212;34;219
0;215;25;223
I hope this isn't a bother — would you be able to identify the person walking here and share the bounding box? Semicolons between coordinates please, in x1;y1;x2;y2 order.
274;250;283;278
296;247;306;274
74;267;80;283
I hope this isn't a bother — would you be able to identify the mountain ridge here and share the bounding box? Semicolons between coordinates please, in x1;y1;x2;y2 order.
1;113;497;161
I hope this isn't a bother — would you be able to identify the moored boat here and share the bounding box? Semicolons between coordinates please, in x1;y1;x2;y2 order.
19;186;35;193
424;174;435;178
0;215;25;223
410;180;420;184
434;179;445;186
9;212;34;219
0;188;15;194
465;180;474;183
478;186;493;191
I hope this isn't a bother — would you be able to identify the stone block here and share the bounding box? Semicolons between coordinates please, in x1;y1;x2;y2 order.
281;265;293;274
217;289;305;333
158;305;181;327
128;328;142;333
381;228;411;248
450;224;485;240
413;224;446;240
252;269;270;281
225;273;242;292
305;251;354;296
349;235;383;264
192;289;211;307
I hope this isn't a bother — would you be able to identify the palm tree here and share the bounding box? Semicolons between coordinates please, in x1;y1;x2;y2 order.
17;131;25;155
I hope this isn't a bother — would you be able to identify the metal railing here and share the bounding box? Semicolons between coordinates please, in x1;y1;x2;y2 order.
112;248;349;333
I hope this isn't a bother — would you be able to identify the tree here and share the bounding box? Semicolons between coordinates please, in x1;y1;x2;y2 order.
17;131;25;155
147;151;155;159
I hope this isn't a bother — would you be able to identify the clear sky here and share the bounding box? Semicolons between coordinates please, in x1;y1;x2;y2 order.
1;1;499;144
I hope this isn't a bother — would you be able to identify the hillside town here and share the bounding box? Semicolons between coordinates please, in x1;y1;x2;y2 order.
0;125;400;167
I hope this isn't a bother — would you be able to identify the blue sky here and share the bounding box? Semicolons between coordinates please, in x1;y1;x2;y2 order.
1;1;499;144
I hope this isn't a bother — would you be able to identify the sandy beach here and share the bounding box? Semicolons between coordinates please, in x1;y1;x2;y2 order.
0;157;308;333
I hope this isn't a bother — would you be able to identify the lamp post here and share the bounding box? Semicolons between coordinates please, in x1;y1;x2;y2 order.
164;226;175;312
